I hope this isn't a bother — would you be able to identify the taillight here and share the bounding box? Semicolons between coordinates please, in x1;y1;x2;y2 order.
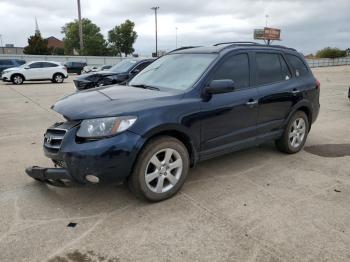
316;79;320;89
63;66;67;71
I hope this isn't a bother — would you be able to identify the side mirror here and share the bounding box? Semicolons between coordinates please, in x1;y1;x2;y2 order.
205;79;235;94
24;66;30;69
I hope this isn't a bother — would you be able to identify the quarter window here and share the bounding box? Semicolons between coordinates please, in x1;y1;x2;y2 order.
286;54;309;77
212;54;250;88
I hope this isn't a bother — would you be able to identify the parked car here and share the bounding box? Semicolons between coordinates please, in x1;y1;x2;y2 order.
0;59;26;75
73;59;154;90
82;65;112;74
64;61;87;75
26;42;320;202
1;61;68;85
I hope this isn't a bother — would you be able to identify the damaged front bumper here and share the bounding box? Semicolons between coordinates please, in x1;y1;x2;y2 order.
25;166;80;187
26;121;145;187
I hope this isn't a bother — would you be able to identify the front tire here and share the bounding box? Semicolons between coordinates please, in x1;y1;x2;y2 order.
128;136;190;202
276;111;309;154
52;73;64;83
11;74;24;85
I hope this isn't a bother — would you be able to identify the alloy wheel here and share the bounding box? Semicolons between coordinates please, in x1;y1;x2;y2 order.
55;74;63;83
145;148;183;193
14;76;23;84
289;117;306;148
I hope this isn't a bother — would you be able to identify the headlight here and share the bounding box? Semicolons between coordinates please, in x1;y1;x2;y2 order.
77;116;137;138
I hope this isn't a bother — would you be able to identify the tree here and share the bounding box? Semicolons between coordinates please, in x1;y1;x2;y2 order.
316;47;346;59
62;18;109;56
108;20;138;57
23;33;50;55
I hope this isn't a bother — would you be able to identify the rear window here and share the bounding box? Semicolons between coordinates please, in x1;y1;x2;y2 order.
15;60;26;65
255;53;291;85
286;54;309;77
42;62;58;67
0;60;13;65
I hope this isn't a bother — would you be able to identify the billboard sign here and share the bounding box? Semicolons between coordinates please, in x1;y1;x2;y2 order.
254;27;281;41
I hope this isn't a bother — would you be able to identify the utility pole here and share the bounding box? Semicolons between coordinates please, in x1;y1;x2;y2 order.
175;27;178;49
151;6;159;56
77;0;84;53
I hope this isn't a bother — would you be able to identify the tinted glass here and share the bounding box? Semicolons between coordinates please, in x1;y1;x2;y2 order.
29;62;42;68
15;60;26;65
42;62;58;67
133;62;151;72
110;60;138;73
129;54;217;91
0;60;12;65
255;53;285;85
286;54;309;77
212;53;250;88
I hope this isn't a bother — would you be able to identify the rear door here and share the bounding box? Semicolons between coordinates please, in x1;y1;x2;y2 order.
41;62;58;79
253;51;299;139
200;52;259;158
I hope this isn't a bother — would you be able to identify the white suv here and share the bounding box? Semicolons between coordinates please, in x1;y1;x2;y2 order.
1;61;68;85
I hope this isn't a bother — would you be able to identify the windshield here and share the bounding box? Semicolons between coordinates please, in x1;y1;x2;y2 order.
109;60;138;73
129;54;217;91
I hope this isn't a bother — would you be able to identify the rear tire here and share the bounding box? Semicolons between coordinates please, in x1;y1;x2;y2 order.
52;73;64;83
128;136;190;202
275;111;309;154
11;74;24;85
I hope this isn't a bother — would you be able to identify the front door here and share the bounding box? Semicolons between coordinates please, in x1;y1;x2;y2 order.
26;62;43;80
200;52;258;159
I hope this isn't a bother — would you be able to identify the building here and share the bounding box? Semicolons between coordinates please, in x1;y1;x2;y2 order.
0;44;24;55
46;36;64;49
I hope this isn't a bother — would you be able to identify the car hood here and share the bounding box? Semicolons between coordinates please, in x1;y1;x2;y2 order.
76;70;121;80
3;67;20;72
52;85;181;120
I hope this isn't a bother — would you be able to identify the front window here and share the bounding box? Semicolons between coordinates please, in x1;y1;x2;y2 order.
110;60;138;73
129;54;217;91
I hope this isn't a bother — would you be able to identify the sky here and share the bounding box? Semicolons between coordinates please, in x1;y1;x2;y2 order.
0;0;349;56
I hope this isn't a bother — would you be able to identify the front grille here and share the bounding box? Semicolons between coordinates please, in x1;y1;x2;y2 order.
44;127;67;154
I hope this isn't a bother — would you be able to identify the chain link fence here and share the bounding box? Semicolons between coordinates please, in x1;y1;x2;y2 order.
306;57;350;68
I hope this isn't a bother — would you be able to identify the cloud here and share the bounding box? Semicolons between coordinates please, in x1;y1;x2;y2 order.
0;0;349;55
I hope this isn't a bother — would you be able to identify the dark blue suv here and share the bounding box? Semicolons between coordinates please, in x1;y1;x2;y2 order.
0;58;26;75
26;42;320;201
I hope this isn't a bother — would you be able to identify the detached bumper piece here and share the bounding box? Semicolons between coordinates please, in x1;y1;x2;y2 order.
25;166;81;187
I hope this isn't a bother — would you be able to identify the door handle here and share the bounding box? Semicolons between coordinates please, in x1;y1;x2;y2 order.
291;89;300;95
246;99;258;106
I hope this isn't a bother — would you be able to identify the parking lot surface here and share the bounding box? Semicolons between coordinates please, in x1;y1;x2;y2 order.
0;67;350;262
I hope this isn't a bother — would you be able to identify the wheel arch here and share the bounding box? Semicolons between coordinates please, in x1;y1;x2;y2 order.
286;101;313;131
135;126;199;168
11;73;25;81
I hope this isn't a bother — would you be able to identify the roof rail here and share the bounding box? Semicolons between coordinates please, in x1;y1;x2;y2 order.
214;41;261;46
213;42;296;51
168;46;201;53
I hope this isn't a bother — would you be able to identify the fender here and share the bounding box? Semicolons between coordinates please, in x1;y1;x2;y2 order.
134;123;200;167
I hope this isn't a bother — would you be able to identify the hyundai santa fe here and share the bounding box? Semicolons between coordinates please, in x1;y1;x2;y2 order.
26;42;320;201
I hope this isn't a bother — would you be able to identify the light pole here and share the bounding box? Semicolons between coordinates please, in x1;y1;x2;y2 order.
151;6;159;56
265;14;269;27
77;0;84;53
175;27;178;49
0;34;3;54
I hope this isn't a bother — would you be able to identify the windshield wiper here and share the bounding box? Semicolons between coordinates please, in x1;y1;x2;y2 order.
130;84;160;91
